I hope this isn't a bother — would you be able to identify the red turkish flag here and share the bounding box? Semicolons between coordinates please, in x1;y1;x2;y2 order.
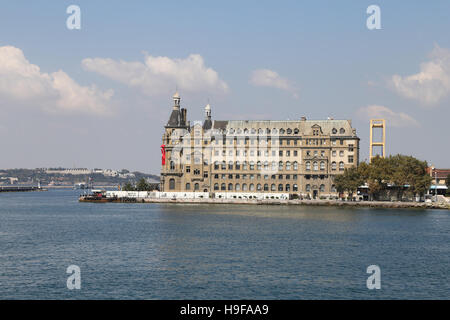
160;144;166;165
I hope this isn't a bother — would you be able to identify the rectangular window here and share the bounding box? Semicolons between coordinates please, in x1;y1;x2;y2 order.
186;166;190;173
348;144;354;152
204;172;208;178
279;150;283;156
286;150;290;156
294;151;298;156
348;156;354;163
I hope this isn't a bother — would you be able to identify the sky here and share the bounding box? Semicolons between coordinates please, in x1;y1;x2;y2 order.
0;1;449;173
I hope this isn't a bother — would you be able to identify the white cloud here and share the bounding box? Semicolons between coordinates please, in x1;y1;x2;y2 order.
390;46;450;106
0;46;113;115
82;53;229;95
250;69;298;98
357;105;419;128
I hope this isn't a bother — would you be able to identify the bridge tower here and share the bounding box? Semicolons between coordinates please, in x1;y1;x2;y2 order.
369;119;386;162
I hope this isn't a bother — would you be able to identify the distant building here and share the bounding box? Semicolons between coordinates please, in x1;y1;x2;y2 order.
160;93;360;199
428;167;449;195
46;168;92;175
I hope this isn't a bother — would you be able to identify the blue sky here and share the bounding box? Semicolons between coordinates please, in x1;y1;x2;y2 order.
0;1;449;172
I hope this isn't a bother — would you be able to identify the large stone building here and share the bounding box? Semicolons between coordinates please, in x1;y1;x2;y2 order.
160;93;360;199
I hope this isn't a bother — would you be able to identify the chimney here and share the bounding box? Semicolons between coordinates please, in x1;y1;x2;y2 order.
300;116;306;121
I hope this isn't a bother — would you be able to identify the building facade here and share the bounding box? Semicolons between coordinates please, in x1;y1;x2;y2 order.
160;93;360;199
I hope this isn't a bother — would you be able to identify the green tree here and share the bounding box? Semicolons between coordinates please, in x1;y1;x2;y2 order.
136;178;149;191
334;166;364;200
123;182;135;191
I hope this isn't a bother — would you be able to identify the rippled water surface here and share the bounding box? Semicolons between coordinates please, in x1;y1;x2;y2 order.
1;189;449;299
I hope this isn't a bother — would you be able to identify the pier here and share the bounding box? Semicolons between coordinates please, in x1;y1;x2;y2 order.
0;186;47;192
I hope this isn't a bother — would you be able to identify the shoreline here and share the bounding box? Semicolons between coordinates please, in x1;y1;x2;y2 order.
80;196;450;210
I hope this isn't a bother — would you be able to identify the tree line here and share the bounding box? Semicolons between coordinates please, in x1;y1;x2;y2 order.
123;178;159;191
334;154;432;200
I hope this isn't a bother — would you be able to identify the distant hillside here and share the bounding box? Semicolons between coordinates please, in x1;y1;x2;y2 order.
0;168;160;186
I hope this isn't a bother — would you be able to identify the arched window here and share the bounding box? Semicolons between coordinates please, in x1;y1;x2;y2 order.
250;161;255;170
257;161;261;170
170;161;175;170
313;161;318;171
228;183;233;191
264;184;269;191
332;128;337;134
280;128;285;134
214;161;219;170
235;183;241;191
286;161;291;170
271;184;276;191
278;184;283;191
332;161;337;170
340;128;345;134
186;183;191;190
249;184;255;191
195;183;199;191
243;161;248;170
331;185;337;192
320;184;325;192
287;128;292;134
242;183;247;191
257;184;262;191
306;184;311;192
320;161;325;170
236;161;241;170
293;184;298;191
306;161;311;171
228;161;233;170
293;161;298;170
169;179;175;190
214;183;219;191
279;161;283;171
221;161;226;170
294;128;299;134
339;161;344;170
264;161;269;170
272;161;277;170
286;184;290;191
266;128;271;134
221;183;226;191
244;128;248;134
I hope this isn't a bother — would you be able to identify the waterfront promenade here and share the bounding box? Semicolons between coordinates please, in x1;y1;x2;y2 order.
78;195;450;210
142;198;450;209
